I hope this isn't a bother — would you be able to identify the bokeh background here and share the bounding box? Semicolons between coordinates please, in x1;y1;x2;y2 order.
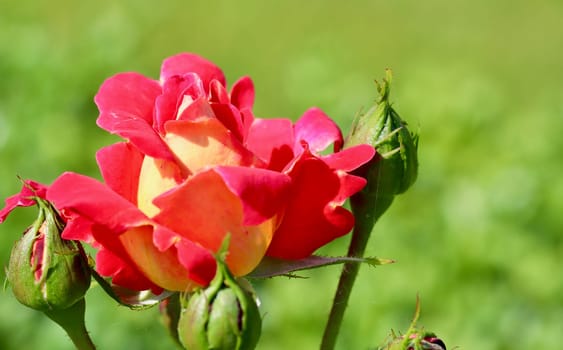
1;0;562;349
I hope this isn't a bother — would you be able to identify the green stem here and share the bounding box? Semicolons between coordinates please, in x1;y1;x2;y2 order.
45;298;96;350
320;191;392;350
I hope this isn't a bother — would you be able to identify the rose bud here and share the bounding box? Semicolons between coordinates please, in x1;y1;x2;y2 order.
382;332;446;350
7;197;91;312
345;69;419;220
178;256;261;350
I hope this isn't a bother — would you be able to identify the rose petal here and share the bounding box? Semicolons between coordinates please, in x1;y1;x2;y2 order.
333;172;367;205
294;107;343;154
136;156;184;218
96;247;159;292
152;169;275;277
95;72;161;125
60;214;96;245
47;172;149;233
153;225;217;287
152;224;181;251
96;142;144;205
210;103;244;142
175;236;217;286
266;153;362;259
152;169;243;243
176;95;215;122
164;118;262;176
31;230;45;281
154;73;205;134
97;112;175;161
0;180;47;223
209;79;230;104
160;53;226;92
83;220;164;292
94;73;175;160
230;76;255;111
240;108;255;141
214;166;291;225
246;118;295;171
119;225;205;291
322;144;376;171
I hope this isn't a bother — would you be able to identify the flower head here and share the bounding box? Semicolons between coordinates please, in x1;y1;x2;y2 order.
42;53;375;292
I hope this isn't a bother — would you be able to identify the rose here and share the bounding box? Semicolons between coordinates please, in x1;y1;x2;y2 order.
9;53;374;293
44;53;376;292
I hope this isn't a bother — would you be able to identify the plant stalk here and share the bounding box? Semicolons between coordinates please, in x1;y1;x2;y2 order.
45;298;96;350
319;218;373;349
320;183;392;350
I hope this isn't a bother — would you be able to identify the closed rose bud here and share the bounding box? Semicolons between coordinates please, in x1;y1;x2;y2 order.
178;257;261;350
346;70;419;221
382;333;446;350
7;198;91;312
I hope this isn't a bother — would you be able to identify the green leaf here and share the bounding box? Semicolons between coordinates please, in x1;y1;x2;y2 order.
248;255;394;279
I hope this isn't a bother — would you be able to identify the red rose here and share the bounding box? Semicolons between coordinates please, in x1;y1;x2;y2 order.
21;53;374;292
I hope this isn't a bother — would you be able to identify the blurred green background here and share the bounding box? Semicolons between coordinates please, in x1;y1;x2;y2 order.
1;0;562;349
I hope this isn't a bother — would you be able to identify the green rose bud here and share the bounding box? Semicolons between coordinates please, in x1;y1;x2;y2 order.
382;332;446;350
7;198;91;312
346;69;419;221
379;299;445;350
178;258;261;350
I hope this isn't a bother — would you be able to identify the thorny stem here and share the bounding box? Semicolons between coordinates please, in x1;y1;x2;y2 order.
320;213;376;349
320;167;393;350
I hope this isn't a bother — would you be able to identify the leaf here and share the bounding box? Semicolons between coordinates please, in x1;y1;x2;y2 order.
248;255;394;279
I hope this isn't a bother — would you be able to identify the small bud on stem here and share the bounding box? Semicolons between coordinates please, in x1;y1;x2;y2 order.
7;198;91;311
178;238;261;350
5;196;95;349
346;69;419;223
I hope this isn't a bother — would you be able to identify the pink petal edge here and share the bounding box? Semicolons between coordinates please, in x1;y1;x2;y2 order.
47;172;149;234
294;107;343;154
0;180;47;223
96;142;144;205
160;53;226;92
322;144;376;171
